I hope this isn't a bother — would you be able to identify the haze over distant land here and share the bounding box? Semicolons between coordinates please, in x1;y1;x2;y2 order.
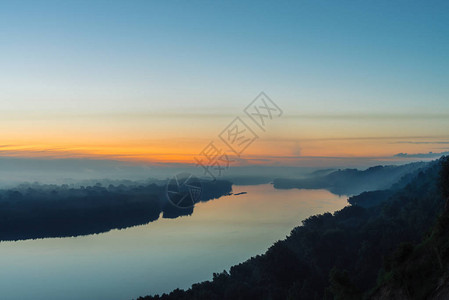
0;159;435;242
0;152;447;187
273;162;427;195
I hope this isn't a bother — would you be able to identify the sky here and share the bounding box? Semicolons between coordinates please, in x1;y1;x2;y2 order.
0;0;448;179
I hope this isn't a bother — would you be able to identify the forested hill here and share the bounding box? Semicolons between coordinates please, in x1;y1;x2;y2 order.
273;162;426;195
138;157;449;300
370;156;449;299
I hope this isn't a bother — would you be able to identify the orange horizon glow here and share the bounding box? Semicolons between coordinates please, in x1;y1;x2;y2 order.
1;111;449;166
1;136;448;166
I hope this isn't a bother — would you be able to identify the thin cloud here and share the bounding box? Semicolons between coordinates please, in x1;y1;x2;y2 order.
3;111;449;121
394;151;449;159
394;141;449;145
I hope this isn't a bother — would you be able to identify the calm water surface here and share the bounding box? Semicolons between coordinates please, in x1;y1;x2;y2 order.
0;184;348;300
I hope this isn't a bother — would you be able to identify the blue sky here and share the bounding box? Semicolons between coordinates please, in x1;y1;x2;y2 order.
1;0;448;114
0;1;448;176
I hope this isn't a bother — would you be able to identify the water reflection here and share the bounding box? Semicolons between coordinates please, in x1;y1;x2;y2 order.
0;184;348;300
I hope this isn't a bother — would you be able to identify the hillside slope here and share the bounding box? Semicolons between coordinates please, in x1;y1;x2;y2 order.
138;158;448;300
370;156;449;299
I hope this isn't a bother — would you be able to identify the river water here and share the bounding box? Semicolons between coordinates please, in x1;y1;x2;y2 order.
0;184;348;300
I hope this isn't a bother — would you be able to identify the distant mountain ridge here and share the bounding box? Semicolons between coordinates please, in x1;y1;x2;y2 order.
273;162;427;195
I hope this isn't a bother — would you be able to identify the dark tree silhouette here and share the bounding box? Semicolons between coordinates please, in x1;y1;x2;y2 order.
0;179;232;241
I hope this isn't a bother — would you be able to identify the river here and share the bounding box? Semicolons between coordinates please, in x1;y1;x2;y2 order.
0;184;348;300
